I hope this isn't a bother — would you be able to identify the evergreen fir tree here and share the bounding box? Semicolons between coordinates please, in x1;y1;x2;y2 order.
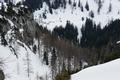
85;2;89;11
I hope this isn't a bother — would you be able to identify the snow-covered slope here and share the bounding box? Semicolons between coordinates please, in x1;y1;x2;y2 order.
71;58;120;80
0;40;51;80
0;10;51;80
34;0;120;39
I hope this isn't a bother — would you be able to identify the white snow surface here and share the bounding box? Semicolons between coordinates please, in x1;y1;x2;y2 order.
34;0;120;39
12;0;25;5
0;40;51;80
116;41;120;44
7;19;14;27
0;0;24;5
71;58;120;80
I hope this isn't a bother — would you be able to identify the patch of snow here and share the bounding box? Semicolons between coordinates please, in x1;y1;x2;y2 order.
11;0;25;5
19;28;24;33
0;2;7;12
71;58;120;80
116;41;120;44
0;14;3;18
0;3;2;9
81;60;88;69
7;19;14;27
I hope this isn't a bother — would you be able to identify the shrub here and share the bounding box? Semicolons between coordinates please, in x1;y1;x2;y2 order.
55;69;70;80
104;51;120;62
0;70;5;80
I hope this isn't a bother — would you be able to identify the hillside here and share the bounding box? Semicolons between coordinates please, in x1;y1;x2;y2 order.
33;0;120;39
0;0;120;80
0;42;51;80
0;3;52;80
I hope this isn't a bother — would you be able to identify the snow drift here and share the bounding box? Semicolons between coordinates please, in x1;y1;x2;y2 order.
71;58;120;80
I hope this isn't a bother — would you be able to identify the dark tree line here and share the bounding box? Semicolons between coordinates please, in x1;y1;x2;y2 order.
80;18;120;48
24;0;87;12
52;21;78;45
24;0;67;11
51;18;120;49
81;19;102;48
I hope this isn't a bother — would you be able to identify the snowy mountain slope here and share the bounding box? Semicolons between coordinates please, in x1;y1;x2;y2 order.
71;58;120;80
0;7;52;80
0;40;51;80
34;0;120;39
0;1;120;80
